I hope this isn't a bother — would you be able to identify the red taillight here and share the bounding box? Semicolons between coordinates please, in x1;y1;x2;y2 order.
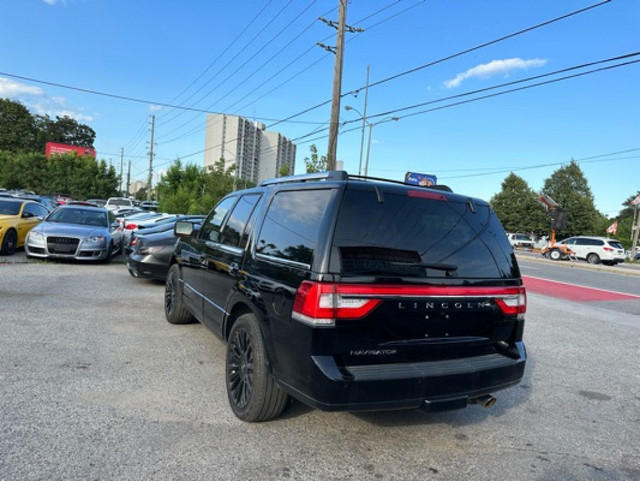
494;287;527;317
126;224;137;230
603;247;613;252
292;282;526;327
292;281;382;327
130;237;137;246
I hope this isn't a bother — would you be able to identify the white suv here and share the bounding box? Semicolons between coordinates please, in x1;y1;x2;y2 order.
556;236;625;265
105;197;134;211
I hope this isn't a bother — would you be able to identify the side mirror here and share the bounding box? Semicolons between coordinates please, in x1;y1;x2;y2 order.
175;220;194;238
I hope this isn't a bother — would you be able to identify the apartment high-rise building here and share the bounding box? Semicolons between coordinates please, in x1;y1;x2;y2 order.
203;114;296;185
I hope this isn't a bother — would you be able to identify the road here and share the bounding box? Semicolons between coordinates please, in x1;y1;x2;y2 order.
1;259;639;481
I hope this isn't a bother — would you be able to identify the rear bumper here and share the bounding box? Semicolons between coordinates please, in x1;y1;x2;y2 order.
127;255;169;280
279;342;526;412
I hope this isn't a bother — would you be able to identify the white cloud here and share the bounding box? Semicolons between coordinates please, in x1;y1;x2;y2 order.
30;97;94;122
43;0;66;5
0;77;93;122
0;77;43;97
444;58;547;89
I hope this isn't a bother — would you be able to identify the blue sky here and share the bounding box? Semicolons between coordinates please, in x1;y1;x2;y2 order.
1;0;638;218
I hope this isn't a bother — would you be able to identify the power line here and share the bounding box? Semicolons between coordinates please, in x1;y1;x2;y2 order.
266;0;612;129
158;0;428;146
355;52;640;124
156;0;305;130
154;0;277;122
285;56;640;149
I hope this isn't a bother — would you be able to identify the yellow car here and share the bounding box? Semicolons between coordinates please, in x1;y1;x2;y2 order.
0;198;50;255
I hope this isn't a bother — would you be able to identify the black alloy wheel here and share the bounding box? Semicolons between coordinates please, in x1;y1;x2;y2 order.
227;325;254;411
164;264;193;324
1;229;17;255
226;314;289;422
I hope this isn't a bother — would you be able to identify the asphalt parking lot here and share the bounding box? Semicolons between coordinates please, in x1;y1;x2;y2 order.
1;253;639;480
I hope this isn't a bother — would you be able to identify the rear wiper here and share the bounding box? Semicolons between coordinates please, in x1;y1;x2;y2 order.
388;261;458;272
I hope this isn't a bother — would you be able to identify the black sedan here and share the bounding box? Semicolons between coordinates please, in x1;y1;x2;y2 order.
127;216;204;281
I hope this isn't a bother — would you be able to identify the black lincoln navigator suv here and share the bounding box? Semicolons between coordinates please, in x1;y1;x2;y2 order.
164;171;527;422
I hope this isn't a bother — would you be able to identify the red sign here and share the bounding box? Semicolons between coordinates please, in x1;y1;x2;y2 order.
45;142;96;159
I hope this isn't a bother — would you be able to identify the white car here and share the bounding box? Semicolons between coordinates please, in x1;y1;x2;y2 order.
506;233;534;249
556;236;625;265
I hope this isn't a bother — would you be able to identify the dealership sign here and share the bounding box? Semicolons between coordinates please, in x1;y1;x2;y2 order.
45;142;96;159
405;171;437;187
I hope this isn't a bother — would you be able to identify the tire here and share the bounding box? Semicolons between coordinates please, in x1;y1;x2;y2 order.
102;242;114;264
549;248;562;261
586;253;600;264
0;229;18;255
164;264;193;324
226;314;289;422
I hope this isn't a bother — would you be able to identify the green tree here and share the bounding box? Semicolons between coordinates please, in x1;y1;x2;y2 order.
278;163;291;177
490;173;548;234
157;158;236;214
0;151;118;198
304;144;327;173
0;98;37;152
35;114;96;149
540;161;599;237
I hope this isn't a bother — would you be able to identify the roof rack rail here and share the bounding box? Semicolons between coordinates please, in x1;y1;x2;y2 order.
260;170;348;186
348;174;453;192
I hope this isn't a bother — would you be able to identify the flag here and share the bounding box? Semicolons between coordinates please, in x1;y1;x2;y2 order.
605;221;618;235
631;194;640;206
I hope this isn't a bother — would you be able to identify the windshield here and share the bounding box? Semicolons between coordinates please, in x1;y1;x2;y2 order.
0;200;22;216
47;208;108;227
332;187;518;279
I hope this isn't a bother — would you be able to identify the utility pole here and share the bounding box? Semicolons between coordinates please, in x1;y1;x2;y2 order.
147;115;155;201
126;160;131;197
119;147;124;195
319;0;362;170
631;204;640;256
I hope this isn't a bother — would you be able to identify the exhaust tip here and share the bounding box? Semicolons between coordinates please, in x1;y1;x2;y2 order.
469;394;496;408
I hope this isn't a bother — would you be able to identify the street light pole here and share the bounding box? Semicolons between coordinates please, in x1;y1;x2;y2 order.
358;65;370;175
364;117;399;177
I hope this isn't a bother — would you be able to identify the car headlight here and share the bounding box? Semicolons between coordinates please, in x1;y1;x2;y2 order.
86;236;107;244
28;231;45;244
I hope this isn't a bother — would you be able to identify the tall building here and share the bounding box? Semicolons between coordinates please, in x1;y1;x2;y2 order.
204;114;296;185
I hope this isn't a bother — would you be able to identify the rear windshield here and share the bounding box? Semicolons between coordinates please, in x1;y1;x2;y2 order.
108;198;132;207
332;187;518;279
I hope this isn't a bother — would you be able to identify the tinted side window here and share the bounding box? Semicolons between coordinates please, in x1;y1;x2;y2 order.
23;203;47;217
200;196;236;242
256;189;332;266
219;194;261;248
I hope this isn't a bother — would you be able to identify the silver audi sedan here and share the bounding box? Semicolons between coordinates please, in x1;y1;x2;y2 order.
25;205;123;261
